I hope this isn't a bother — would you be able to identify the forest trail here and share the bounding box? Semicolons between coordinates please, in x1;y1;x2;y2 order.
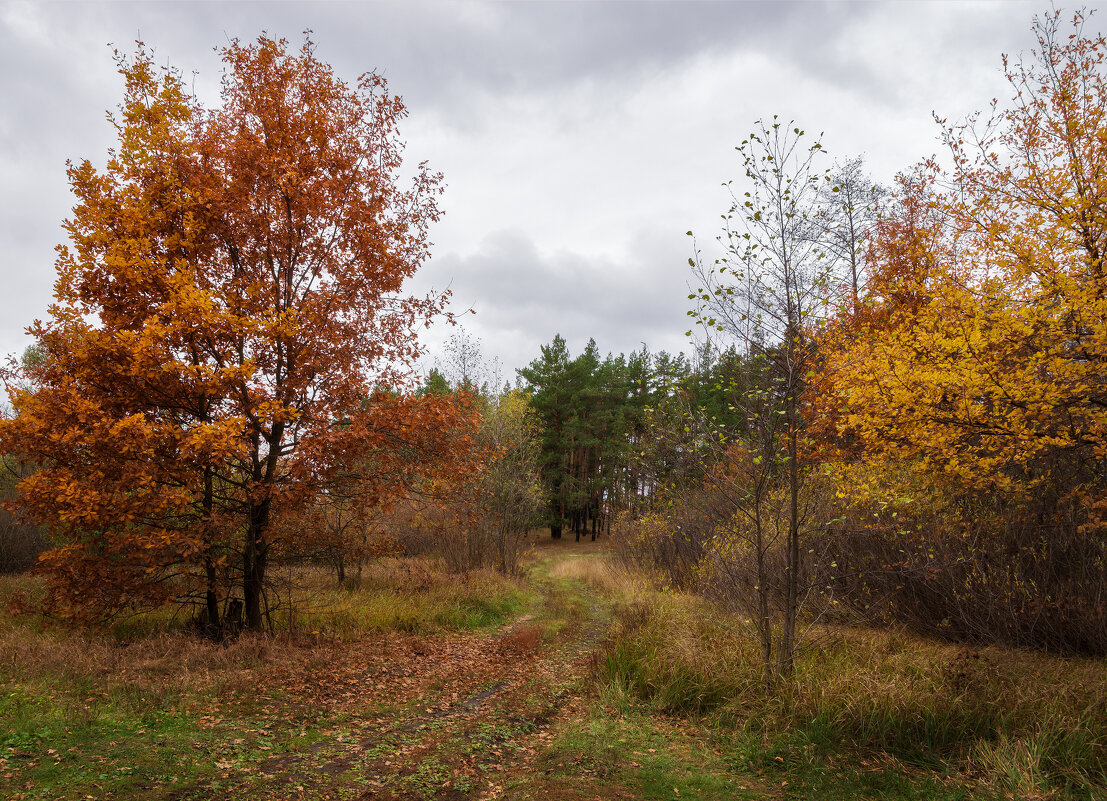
175;542;620;800
2;541;769;801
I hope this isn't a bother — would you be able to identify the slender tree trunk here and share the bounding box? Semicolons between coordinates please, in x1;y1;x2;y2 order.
205;557;220;630
778;428;800;680
553;473;566;539
243;499;270;632
202;464;219;630
754;496;774;694
778;361;801;681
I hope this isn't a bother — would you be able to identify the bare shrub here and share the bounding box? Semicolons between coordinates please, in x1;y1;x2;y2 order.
617;428;842;691
0;505;47;573
827;513;1107;656
0;468;47;574
612;509;710;591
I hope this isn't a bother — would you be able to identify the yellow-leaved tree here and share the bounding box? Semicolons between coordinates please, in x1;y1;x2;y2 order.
821;9;1107;652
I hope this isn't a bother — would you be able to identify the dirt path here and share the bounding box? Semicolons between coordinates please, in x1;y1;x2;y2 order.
175;545;612;800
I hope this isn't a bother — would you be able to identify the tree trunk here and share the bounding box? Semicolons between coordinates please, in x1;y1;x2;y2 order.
243;500;270;632
777;375;801;682
202;462;219;630
754;495;774;694
204;557;220;631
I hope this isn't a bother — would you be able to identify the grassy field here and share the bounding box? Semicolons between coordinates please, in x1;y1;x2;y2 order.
1;542;1104;800
0;558;533;800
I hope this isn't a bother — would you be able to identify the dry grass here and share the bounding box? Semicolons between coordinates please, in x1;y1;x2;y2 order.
544;548;646;599
596;569;1107;798
0;558;530;692
0;623;274;687
261;558;531;638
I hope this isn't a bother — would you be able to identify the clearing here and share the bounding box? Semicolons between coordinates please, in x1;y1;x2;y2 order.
2;541;764;801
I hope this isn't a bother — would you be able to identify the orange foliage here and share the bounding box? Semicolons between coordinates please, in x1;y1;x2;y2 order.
804;169;960;464
0;37;469;629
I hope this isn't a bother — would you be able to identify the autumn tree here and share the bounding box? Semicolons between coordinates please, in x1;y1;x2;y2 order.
688;118;836;688
0;36;466;632
284;388;480;585
832;9;1107;498
822;9;1107;653
385;382;542;574
463;389;543;572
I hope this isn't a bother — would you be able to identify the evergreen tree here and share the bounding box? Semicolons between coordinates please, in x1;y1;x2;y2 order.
517;335;573;538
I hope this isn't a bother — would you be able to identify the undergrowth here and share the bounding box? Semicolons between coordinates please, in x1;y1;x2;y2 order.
596;591;1107;799
261;560;532;638
1;558;530;642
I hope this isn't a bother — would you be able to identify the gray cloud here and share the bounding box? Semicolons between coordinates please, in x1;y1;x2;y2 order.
420;226;697;375
0;0;1081;375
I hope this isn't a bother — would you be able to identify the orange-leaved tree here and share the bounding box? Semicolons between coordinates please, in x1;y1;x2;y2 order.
0;36;466;631
409;388;543;574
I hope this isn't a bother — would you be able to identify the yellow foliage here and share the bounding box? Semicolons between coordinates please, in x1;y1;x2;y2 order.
825;11;1107;502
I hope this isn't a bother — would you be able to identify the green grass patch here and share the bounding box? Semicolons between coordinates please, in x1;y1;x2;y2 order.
520;693;763;800
3;680;215;799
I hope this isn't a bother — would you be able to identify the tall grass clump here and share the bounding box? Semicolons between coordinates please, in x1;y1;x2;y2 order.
599;595;763;716
546;549;646;600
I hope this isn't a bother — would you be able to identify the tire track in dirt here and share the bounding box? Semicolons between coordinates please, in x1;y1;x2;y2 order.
174;552;612;801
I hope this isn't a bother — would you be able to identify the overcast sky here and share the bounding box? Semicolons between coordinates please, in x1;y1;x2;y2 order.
0;0;1075;381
